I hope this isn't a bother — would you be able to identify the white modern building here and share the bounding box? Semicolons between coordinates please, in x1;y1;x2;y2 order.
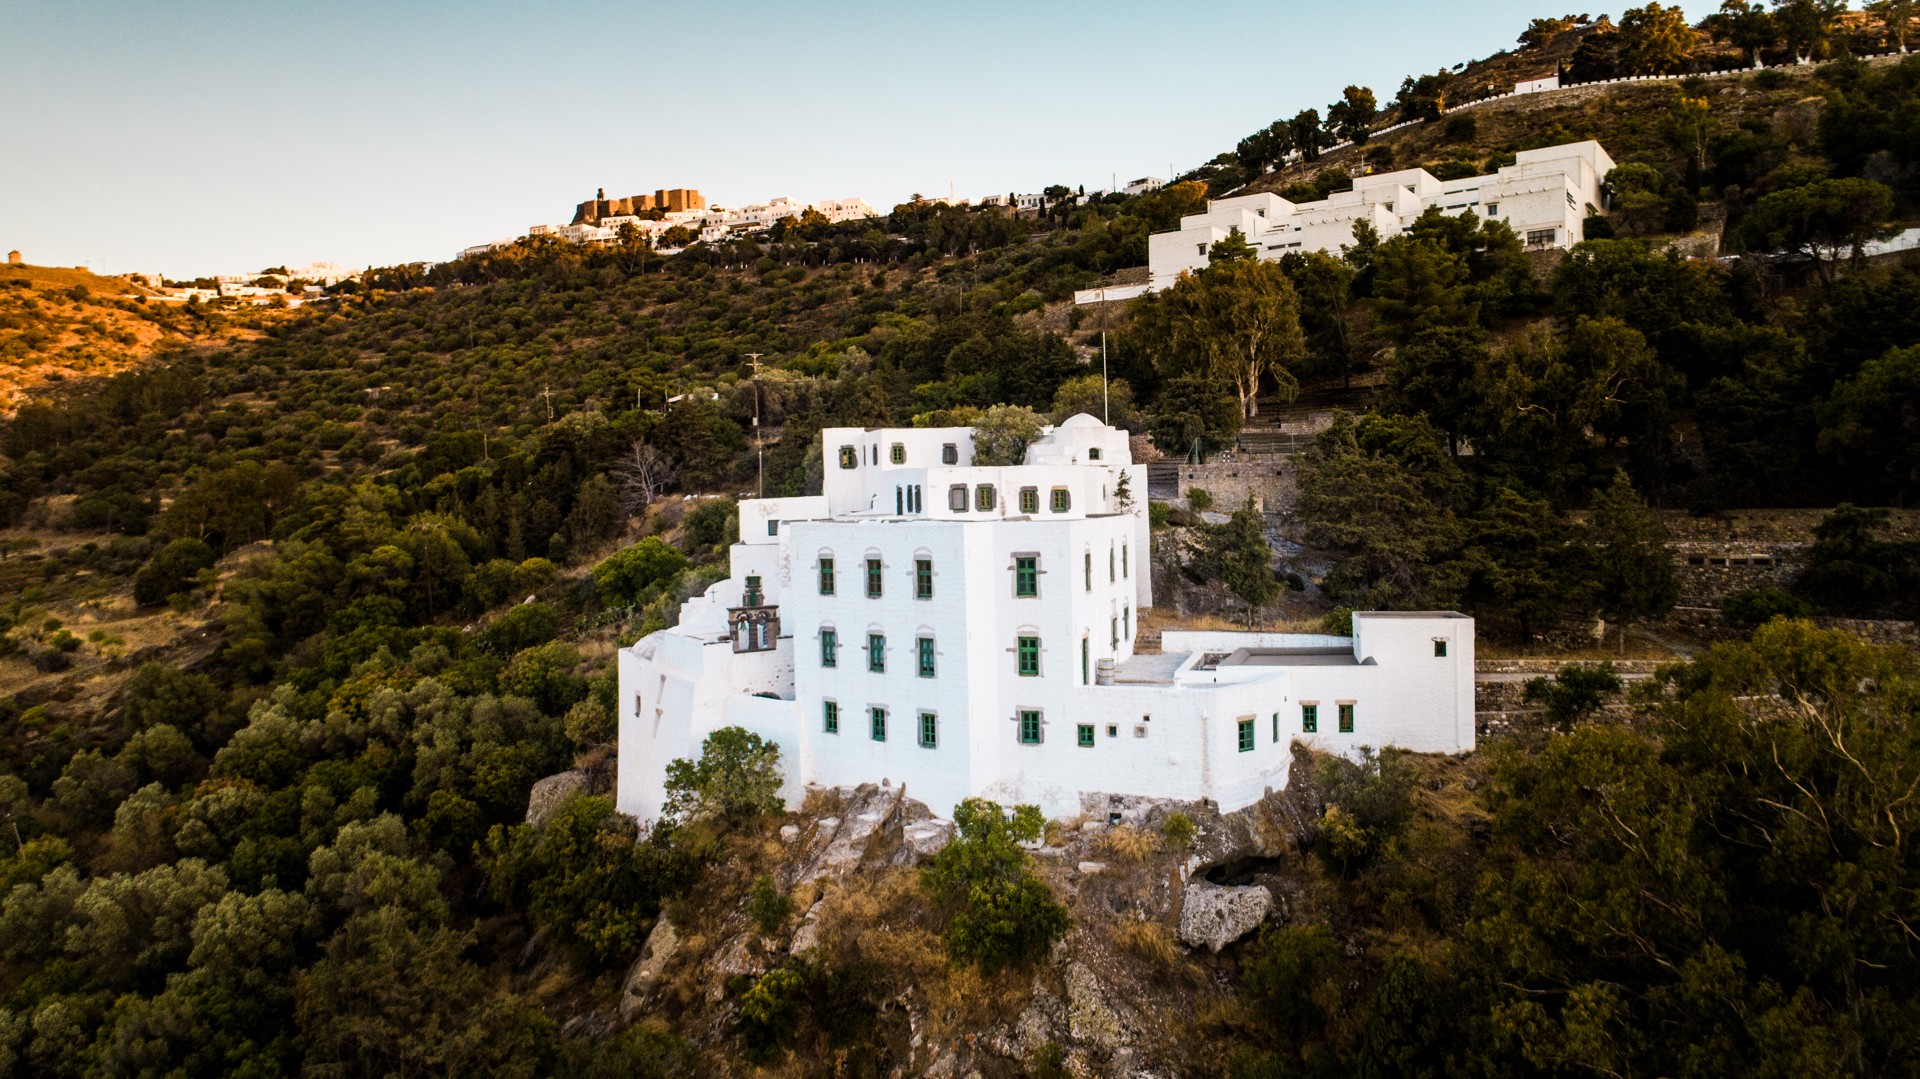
616;416;1476;823
1146;140;1615;290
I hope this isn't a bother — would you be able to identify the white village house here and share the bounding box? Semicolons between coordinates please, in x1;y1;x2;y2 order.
1146;139;1615;290
616;417;1475;824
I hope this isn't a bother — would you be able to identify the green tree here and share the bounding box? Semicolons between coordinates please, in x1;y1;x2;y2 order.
592;537;689;608
661;726;783;827
1586;471;1677;651
1772;0;1844;62
1739;178;1895;283
1327;85;1379;145
969;404;1047;466
1522;662;1624;729
133;537;216;606
1297;412;1466;610
1205;226;1258;264
1869;0;1918;51
1705;0;1778;66
1147;372;1242;461
921;799;1068;972
1382;326;1491;455
1166;257;1306;419
1617;2;1696;73
1818;345;1920;503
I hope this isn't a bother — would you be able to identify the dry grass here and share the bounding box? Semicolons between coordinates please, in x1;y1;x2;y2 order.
1096;825;1162;863
1110;919;1179;967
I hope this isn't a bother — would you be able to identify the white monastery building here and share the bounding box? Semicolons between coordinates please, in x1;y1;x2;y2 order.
1146;140;1615;290
617;417;1476;823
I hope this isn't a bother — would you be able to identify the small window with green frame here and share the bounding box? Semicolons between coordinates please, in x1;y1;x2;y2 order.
918;711;937;749
865;558;883;597
1338;703;1354;733
867;633;885;673
1016;635;1040;676
1237;717;1255;753
838;445;857;469
1018;486;1039;514
1014;555;1038;597
917;636;936;678
870;706;887;741
1018;709;1042;744
1050;487;1071;513
820;628;837;668
1077;724;1096;748
818;556;834;595
915;558;933;599
822;700;839;733
1301;703;1318;733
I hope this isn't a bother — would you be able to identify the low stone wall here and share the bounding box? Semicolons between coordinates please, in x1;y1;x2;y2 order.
1167;457;1296;517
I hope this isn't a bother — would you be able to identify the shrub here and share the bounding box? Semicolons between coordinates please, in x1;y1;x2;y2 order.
592;537;688;608
921;798;1069;971
133;537;215;606
747;874;793;934
1162;811;1195;850
1186;487;1214;512
1523;662;1623;731
1721;588;1815;627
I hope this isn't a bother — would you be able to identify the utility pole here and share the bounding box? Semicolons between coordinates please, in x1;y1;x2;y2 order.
745;353;764;498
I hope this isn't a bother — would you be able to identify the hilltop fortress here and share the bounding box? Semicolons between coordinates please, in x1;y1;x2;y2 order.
573;186;706;224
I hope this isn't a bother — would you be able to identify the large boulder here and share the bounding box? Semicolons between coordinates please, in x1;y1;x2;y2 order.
618;917;680;1020
525;770;588;828
1177;880;1272;952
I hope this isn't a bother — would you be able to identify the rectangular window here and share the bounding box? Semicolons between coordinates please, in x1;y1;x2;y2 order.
975;485;995;511
767;519;778;536
1433;639;1448;657
1107;724;1118;738
1088;447;1102;461
823;700;839;733
1238;718;1255;753
838;445;857;469
919;711;937;748
1078;724;1096;748
918;636;936;678
866;558;882;597
1485;201;1499;216
1272;712;1280;743
1019;487;1039;514
942;443;958;464
1109;547;1116;582
1017;635;1040;676
1123;606;1130;638
1084;550;1092;591
1014;556;1038;597
818;557;834;595
1339;703;1355;733
948;484;968;511
1081;637;1089;684
1123;543;1129;577
890;443;905;464
743;575;762;605
820;629;838;668
1302;704;1318;733
1050;487;1071;513
867;633;885;673
915;558;933;599
1019;710;1042;744
871;706;887;741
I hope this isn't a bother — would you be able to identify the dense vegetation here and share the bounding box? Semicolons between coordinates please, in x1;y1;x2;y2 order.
0;16;1917;1077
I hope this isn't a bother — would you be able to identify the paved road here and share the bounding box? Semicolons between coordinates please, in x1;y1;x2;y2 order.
1475;671;1655;683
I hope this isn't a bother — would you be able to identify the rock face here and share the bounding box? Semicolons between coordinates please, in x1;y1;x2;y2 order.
619;917;680;1020
524;770;588;828
1178;880;1273;952
903;819;954;859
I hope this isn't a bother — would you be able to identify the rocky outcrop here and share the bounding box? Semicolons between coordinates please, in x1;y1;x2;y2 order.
525;770;588;828
1178;880;1273;952
618;917;680;1020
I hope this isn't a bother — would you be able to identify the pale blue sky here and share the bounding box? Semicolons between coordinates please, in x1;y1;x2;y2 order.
5;0;1619;276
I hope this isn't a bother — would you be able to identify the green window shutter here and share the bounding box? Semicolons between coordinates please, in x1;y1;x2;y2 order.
1019;710;1042;744
866;558;882;597
919;712;937;748
1080;637;1088;684
1302;704;1318;733
915;558;933;599
1338;703;1354;733
868;633;884;673
1050;488;1070;513
918;637;935;678
1077;724;1095;748
871;707;886;741
1084;550;1092;591
1272;712;1280;742
823;701;838;733
821;630;837;668
1019;487;1039;514
819;557;834;594
1017;636;1039;676
1015;556;1037;597
1238;718;1255;753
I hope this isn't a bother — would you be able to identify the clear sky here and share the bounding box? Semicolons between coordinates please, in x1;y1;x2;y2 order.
4;0;1610;277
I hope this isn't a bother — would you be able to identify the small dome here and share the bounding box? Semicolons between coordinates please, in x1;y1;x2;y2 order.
1059;413;1103;429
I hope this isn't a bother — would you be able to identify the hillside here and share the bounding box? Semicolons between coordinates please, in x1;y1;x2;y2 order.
0;262;283;411
0;15;1918;1079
